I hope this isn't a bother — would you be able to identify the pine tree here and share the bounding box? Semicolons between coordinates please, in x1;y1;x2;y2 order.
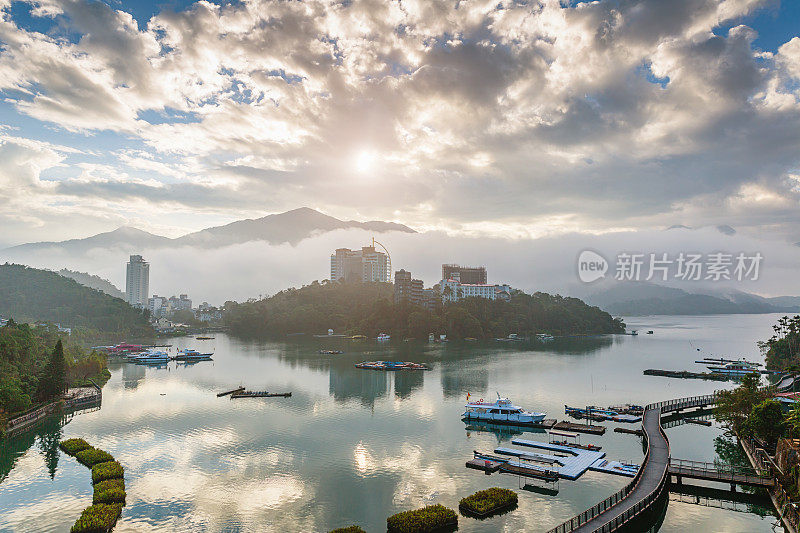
40;340;67;399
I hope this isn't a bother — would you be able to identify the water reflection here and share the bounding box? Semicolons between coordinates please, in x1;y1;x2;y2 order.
1;417;62;483
0;316;787;532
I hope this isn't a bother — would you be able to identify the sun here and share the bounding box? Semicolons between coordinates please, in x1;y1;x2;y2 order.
354;149;377;174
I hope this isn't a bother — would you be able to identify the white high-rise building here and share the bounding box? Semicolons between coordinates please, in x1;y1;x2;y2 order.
125;255;149;307
330;246;389;283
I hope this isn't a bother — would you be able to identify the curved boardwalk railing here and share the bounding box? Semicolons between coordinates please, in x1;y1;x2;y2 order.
546;394;719;533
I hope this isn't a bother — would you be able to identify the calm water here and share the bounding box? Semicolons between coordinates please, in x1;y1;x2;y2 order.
0;314;784;532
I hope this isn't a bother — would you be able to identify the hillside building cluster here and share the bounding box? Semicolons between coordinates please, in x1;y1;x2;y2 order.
394;264;512;306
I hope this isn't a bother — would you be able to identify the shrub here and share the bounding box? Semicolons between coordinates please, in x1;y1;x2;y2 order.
387;504;458;533
91;461;124;484
76;448;115;467
93;479;126;505
59;438;92;456
70;503;123;533
459;487;518;517
329;527;366;533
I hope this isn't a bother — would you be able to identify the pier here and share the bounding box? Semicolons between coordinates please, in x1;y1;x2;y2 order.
546;393;720;533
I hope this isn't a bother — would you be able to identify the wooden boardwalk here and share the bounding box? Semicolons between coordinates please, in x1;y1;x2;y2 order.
547;394;719;533
668;459;773;488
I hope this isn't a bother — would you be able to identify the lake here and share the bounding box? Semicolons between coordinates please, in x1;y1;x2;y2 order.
0;314;785;532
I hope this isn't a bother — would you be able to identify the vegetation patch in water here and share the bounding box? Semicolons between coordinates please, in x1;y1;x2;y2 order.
59;438;92;456
459;487;518;517
328;527;366;533
91;461;124;484
93;479;126;505
76;448;115;467
70;503;123;533
386;504;458;533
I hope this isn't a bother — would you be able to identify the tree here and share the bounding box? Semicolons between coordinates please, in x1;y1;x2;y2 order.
39;340;67;400
714;373;767;433
747;400;785;445
785;403;800;438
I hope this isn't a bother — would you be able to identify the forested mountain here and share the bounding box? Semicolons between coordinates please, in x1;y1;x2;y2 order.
0;264;151;336
58;269;124;299
224;281;624;339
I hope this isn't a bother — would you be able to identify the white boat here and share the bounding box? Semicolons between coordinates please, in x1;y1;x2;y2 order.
462;394;546;425
376;333;390;341
536;333;555;342
129;350;170;364
174;349;213;361
707;361;760;376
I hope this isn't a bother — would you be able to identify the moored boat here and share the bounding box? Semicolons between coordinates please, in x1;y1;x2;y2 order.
707;361;761;376
173;349;213;361
463;394;546;425
129;349;170;364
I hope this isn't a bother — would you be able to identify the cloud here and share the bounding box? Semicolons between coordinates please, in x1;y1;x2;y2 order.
0;0;797;244
2;226;798;305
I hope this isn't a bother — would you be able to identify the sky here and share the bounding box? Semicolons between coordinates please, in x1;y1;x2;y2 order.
0;0;798;248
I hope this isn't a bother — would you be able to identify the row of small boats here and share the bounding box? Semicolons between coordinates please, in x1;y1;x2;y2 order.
354;361;430;371
564;405;643;423
124;349;213;365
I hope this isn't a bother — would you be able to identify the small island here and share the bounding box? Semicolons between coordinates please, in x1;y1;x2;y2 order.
224;281;625;340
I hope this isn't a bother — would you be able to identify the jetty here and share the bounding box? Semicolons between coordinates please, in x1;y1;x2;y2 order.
217;386;245;397
644;368;728;381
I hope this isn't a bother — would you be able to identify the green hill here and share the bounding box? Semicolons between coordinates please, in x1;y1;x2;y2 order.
0;264;151;336
224;281;624;339
58;269;124;299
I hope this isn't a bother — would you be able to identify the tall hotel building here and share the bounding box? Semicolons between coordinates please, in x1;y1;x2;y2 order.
330;246;389;283
125;255;150;307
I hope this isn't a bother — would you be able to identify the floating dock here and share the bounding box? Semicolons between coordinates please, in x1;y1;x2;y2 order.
230;391;292;398
466;457;503;473
492;439;640;480
644;368;728;381
217;386;245;397
614;427;644;437
552;421;606;435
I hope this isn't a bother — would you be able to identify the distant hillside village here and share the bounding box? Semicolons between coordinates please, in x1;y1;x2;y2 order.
122;255;223;334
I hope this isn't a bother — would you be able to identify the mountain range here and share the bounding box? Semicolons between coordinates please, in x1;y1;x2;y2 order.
3;207;415;253
582;282;800;316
